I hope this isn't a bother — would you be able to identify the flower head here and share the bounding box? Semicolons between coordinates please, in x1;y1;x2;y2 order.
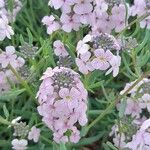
37;67;88;143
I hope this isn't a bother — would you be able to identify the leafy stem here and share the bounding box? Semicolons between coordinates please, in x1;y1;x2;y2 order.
85;71;150;135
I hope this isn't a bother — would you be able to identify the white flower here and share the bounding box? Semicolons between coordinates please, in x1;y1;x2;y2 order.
0;15;14;41
28;126;41;143
106;55;121;77
76;34;92;55
140;119;150;131
11;116;21;125
11;139;28;150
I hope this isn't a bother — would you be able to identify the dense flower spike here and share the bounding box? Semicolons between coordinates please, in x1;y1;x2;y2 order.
75;33;121;77
37;67;88;143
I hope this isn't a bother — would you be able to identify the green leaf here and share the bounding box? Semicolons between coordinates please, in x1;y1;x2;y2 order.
59;143;67;150
19;34;25;45
106;142;118;150
27;28;33;44
73;133;104;147
0;89;26;101
3;104;9;119
0;115;10;125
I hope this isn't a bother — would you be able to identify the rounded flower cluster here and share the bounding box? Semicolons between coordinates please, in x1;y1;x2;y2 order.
37;67;88;143
75;33;121;77
110;77;150;149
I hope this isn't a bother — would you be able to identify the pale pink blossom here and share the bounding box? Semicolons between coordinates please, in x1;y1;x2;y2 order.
76;34;92;55
70;127;80;143
75;51;94;74
28;126;40;143
106;55;121;77
126;131;150;150
11;139;28;150
53;40;68;57
124;98;142;118
139;94;150;112
60;13;80;32
0;46;17;68
0;15;14;41
73;0;93;15
91;49;113;70
42;15;60;35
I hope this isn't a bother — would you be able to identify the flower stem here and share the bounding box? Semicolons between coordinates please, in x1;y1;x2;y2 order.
86;71;150;132
117;12;150;38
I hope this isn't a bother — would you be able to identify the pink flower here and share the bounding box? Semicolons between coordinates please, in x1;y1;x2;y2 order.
126;131;150;150
60;13;80;32
140;119;150;131
53;40;68;57
11;139;28;150
0;46;17;68
140;17;150;29
73;0;93;15
70;127;80;143
37;67;88;143
139;94;150;112
42;15;60;35
94;0;108;15
75;51;94;74
59;87;80;110
28;126;41;143
106;55;121;77
49;0;75;13
125;98;142;118
91;49;113;70
113;134;126;149
76;34;92;55
0;15;14;41
110;4;127;32
53;132;68;143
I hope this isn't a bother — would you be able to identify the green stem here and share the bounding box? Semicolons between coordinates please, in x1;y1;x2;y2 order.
117;12;150;38
0;116;10;125
41;135;53;145
87;71;150;131
8;64;35;99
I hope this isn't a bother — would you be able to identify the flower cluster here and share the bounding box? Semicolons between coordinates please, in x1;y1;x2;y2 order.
110;77;150;149
37;67;88;143
0;46;25;93
0;0;22;41
75;33;121;77
42;0;130;34
130;0;150;29
11;117;40;150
